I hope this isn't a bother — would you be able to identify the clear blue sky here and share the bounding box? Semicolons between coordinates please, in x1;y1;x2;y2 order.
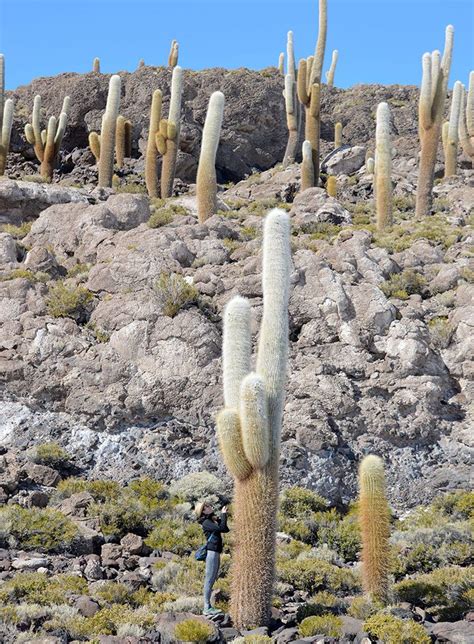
1;0;472;90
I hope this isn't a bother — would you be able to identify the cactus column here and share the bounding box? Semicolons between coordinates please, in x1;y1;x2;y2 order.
375;102;392;231
87;75;121;187
445;81;462;176
301;140;314;192
458;72;474;162
358;455;391;604
217;209;291;629
145;90;163;198
334;122;342;148
196;91;225;223
159;66;183;198
24;95;70;181
325;49;339;87
415;25;454;217
283;31;300;166
0;54;14;176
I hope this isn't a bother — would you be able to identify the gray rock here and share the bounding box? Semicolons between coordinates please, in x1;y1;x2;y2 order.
84;557;104;580
21;463;60;487
120;533;145;556
427;620;474;643
322;145;366;175
0;233;17;264
12;555;50;570
74;595;100;617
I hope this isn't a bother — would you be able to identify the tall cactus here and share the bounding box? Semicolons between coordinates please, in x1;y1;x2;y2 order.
297;0;327;186
0;55;14;176
325;49;338;87
458;72;474;162
25;95;70;181
415;25;454;217
283;31;300;166
168;40;179;68
196;91;225;224
301;140;314;192
445;81;462;177
327;175;337;197
359;455;391;604
93;57;101;73
217;209;291;629
158;66;183;198
145;90;163;198
334;122;342;148
278;53;285;75
88;75;121;187
375;102;392;231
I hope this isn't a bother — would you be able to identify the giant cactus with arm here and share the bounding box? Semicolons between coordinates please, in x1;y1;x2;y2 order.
217;208;291;629
158;66;183;198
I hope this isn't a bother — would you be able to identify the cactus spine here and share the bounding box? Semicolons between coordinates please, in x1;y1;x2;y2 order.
88;75;121;187
327;175;337;197
93;57;100;73
158;66;183;198
325;49;338;87
415;25;454;217
375;102;392;231
297;0;327;186
0;55;14;176
359;455;391;604
444;81;462;177
217;209;291;629
334;122;342;148
145;90;163;198
168;40;179;68
278;53;285;75
283;31;300;166
301;140;314;192
196;91;225;224
458;72;474;162
24;95;70;180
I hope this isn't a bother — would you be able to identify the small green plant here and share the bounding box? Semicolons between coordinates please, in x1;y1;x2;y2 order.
154;273;198;317
363;613;430;644
0;268;48;283
145;519;202;555
67;263;91;277
46;282;94;320
92;582;132;605
0;572;87;605
1;222;32;238
174;618;214;643
298;614;343;638
347;595;382;620
380;269;426;299
280;486;328;518
56;477;121;502
428;316;453;348
148;208;174;228
1;506;78;552
278;558;360;594
29;442;70;467
306;222;342;241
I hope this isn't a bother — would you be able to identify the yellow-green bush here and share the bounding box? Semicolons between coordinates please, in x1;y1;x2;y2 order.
296;591;344;621
145;519;202;555
278;558;360;594
46;282;94;319
433;490;474;521
56;477;121;502
0;268;48;283
44;605;155;637
298;614;343;638
1;506;78;552
364;613;430;644
92;582;133;605
154;273;198;317
0;572;87;605
280;486;328;518
380;269;426;300
1;222;32;238
29;442;70;467
174;618;214;643
347;595;382;620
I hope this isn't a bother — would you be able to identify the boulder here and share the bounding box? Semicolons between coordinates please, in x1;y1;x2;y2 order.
322;145;366;175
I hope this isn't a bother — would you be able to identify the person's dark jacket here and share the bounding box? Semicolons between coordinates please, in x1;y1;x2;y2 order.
198;512;229;553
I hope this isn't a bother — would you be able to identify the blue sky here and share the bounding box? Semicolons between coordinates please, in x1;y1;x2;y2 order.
0;0;472;90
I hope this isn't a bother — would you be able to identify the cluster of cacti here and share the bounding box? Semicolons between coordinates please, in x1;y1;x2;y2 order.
217;208;291;629
296;0;327;186
334;121;342;148
196;91;225;223
325;49;339;87
375;102;392;231
0;54;14;176
415;25;454;217
458;72;474;162
301;140;314;191
88;74;121;187
115;115;132;169
168;40;179;68
24;94;70;181
358;455;391;603
156;66;183;198
92;57;100;73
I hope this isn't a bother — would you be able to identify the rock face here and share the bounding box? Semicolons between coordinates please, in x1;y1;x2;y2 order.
0;164;472;509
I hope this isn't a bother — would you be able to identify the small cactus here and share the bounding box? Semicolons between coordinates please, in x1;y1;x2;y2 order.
137;58;145;69
278;52;285;75
301;140;314;192
145;89;163;198
416;25;454;217
325;49;339;87
375;102;392;231
88;75;121;187
327;175;337;197
0;55;14;176
196;91;225;223
358;455;391;604
334;122;342;148
366;157;375;174
93;57;100;73
24;94;70;180
458;72;474;161
158;66;183;198
168;40;179;68
444;81;462;176
115;116;132;169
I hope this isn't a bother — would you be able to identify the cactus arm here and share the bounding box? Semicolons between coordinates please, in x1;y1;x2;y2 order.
0;54;4;131
278;52;285;75
326;49;338;87
161;66;183;198
283;75;298;166
216;410;252;481
430;50;440;103
54;110;68;154
334;121;342;148
441;25;454;76
301;140;314;191
196;90;225;224
467;71;474;136
40;116;57;180
98;74;121;187
222;296;252;409
286;31;295;80
240;373;270;469
169;42;179;68
25;123;35;144
419;53;433;130
93;57;100;73
60;95;71;115
115;115;126;168
445;80;462;176
89;132;101;161
442;120;449;157
0;98;13;175
145;90;163;197
32;95;44;161
375;102;392;231
310;0;327;85
459;84;474;159
297;59;309;106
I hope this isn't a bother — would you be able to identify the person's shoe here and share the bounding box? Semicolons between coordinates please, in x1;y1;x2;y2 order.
203;606;223;616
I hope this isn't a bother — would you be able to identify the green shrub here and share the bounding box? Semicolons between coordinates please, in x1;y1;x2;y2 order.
280;487;328;518
347;595;382;620
1;506;78;552
428;317;453;348
234;637;272;644
29;442;70;467
433;490;474;521
380;269;426;300
302;222;342;241
296;591;343;621
44;605;155;637
46;282;94;319
148;208;174;228
174;618;214;643
0;268;48;283
0;572;87;605
1;222;32;239
298;614;342;638
154;273;198;317
92;581;133;605
145;519;202;555
67;262;91;277
364;613;430;644
56;477;121;502
278;558;360;594
168;470;225;504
